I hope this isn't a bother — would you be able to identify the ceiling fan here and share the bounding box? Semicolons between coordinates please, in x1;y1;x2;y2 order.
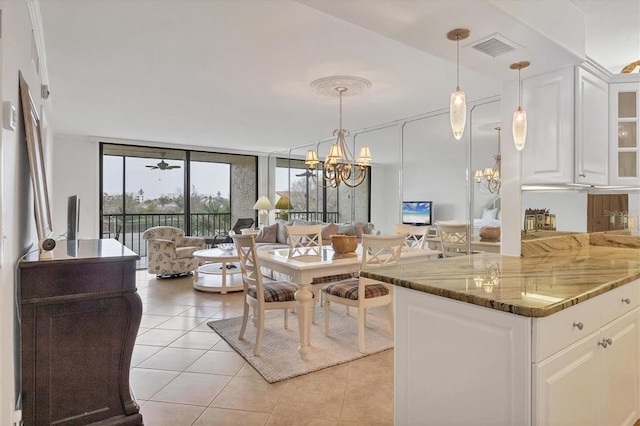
145;154;181;170
295;169;314;178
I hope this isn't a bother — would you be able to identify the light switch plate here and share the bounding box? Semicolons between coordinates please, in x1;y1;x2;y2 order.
2;101;17;131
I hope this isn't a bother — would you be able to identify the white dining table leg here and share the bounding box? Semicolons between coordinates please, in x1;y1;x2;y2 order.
295;282;313;359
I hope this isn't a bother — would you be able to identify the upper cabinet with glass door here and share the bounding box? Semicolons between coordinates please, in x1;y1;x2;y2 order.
609;81;640;185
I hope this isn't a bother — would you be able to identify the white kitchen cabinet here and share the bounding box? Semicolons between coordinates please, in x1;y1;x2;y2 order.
522;67;574;184
533;332;601;425
395;279;640;425
533;310;639;426
533;280;640;426
394;286;531;426
610;81;640;185
575;66;609;185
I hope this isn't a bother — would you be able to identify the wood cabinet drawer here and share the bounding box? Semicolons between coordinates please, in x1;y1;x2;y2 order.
533;295;602;363
600;280;639;326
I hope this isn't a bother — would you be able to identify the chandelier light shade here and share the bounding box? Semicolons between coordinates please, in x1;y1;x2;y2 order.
305;76;373;188
474;127;502;194
510;61;530;151
447;28;470;140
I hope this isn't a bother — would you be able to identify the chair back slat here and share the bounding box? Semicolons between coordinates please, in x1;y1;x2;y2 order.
393;224;431;249
361;234;406;267
437;223;470;257
286;225;322;259
232;234;265;300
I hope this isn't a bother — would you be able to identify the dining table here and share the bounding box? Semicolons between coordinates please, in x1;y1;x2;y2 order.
256;245;440;358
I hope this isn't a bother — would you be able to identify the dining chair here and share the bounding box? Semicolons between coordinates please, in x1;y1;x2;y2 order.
286;224;326;320
437;223;473;257
393;224;431;250
286;224;322;259
322;233;406;353
231;234;299;356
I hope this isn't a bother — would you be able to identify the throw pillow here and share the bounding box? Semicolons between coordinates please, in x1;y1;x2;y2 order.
321;223;339;243
255;223;278;243
482;208;498;220
275;220;293;244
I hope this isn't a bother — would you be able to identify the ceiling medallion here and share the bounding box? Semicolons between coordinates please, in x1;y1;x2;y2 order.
310;76;372;97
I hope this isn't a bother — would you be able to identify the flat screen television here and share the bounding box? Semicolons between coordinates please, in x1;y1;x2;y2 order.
67;195;80;240
402;201;432;226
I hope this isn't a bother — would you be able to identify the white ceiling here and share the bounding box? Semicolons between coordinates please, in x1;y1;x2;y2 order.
38;0;639;157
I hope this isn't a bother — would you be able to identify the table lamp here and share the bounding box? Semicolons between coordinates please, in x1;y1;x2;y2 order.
275;196;294;220
253;196;274;227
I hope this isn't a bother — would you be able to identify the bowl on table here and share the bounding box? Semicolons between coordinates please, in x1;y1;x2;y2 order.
217;243;235;253
330;235;358;255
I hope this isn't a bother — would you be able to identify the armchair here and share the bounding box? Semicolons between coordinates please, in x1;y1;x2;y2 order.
142;226;205;278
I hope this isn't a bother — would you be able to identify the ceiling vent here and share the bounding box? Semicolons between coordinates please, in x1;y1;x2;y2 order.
470;33;517;57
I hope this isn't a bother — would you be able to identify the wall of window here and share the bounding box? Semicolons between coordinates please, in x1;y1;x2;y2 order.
273;153;371;224
100;144;257;258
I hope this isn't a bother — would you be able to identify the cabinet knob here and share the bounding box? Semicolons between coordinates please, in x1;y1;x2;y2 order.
622;298;631;304
598;340;609;348
578;173;586;177
572;322;584;330
604;338;613;346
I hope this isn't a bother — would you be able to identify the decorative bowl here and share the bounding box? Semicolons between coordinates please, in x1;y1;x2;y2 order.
217;243;235;252
331;235;358;253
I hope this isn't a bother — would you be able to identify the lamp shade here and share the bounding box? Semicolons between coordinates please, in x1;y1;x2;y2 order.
275;196;293;210
253;196;273;211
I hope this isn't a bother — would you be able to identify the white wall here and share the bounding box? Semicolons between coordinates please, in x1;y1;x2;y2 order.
1;0;55;423
51;135;100;239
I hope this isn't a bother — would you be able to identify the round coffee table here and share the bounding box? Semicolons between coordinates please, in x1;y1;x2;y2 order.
193;248;243;294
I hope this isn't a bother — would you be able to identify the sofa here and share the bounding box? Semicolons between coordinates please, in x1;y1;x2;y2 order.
251;219;378;251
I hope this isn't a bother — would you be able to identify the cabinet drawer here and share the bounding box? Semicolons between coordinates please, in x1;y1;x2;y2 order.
600;280;639;326
533;296;602;363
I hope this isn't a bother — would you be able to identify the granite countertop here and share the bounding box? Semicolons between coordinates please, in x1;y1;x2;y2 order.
360;245;640;318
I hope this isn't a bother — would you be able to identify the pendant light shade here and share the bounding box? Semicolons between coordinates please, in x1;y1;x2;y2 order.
450;89;466;140
512;107;527;151
447;28;470;141
510;61;530;151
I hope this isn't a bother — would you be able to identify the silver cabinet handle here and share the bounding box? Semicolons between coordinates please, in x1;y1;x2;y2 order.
599;338;613;348
622;298;631;304
573;322;584;330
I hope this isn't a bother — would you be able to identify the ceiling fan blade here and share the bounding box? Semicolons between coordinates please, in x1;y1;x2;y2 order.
146;165;158;169
166;165;181;169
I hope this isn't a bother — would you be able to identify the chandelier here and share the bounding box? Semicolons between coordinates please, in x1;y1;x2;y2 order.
474;126;502;194
305;77;372;188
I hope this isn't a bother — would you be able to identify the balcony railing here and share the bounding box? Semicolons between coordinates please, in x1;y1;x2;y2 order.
102;212;231;258
102;211;342;260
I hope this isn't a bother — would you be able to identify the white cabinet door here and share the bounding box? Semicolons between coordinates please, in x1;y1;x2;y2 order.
609;81;640;185
522;67;574;184
533;332;601;425
575;67;609;185
600;309;639;426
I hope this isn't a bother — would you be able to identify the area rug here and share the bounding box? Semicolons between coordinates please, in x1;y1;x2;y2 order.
207;308;393;383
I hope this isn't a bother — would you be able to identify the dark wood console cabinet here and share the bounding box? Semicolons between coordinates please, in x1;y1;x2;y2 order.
19;239;143;426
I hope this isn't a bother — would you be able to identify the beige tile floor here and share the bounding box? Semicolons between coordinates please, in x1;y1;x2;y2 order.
132;271;394;426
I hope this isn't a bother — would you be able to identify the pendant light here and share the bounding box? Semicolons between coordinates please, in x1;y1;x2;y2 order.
447;28;470;140
510;61;530;151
